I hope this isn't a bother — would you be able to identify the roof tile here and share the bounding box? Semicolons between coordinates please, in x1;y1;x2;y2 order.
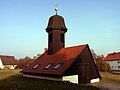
104;52;120;61
21;45;87;76
0;55;17;65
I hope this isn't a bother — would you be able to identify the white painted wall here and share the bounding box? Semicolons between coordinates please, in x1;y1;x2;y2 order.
106;60;120;71
90;78;100;83
63;75;78;84
0;58;4;69
4;65;17;69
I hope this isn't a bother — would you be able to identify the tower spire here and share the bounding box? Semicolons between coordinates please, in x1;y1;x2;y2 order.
55;2;58;15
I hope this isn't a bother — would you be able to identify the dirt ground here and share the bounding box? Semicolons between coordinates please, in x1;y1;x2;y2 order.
92;81;120;90
91;72;120;90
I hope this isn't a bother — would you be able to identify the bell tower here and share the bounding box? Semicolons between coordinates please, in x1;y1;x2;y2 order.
46;8;67;55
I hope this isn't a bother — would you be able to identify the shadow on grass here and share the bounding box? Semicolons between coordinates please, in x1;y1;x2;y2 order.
0;74;99;90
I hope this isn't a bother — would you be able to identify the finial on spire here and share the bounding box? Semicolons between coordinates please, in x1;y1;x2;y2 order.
55;2;58;15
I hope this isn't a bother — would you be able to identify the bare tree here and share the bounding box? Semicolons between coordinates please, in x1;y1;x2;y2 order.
91;49;97;59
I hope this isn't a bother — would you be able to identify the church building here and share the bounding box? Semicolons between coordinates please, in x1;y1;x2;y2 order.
21;9;101;84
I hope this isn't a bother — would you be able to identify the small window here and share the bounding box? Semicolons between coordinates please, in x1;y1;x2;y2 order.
44;64;53;70
118;66;120;69
49;33;52;43
61;33;64;42
53;63;63;70
118;61;120;63
32;64;40;69
111;66;113;68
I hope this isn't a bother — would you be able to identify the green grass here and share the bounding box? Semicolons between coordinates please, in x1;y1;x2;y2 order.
0;69;19;80
0;69;98;90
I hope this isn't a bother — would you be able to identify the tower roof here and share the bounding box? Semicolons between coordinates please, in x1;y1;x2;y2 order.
46;15;67;32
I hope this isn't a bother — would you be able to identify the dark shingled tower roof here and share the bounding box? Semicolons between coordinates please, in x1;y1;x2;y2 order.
46;15;67;32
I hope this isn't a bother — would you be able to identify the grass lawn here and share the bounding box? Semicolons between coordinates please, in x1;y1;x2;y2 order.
0;69;98;90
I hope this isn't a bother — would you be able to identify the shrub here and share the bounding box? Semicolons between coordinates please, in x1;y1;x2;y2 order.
16;57;34;69
96;58;111;72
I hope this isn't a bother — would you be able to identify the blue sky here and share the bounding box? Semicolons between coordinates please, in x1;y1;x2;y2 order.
0;0;120;59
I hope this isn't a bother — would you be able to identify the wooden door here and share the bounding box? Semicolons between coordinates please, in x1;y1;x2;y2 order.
77;63;90;84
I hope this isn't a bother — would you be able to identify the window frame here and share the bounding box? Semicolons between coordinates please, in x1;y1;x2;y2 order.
118;61;120;63
53;63;63;70
32;64;40;69
44;63;53;70
61;33;64;43
49;33;52;43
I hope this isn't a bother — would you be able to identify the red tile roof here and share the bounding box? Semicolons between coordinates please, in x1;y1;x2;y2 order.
0;55;17;65
21;44;87;76
104;52;120;61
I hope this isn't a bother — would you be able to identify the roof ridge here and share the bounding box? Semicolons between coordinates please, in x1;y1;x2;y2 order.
108;52;120;55
0;55;14;57
104;51;120;61
62;44;88;49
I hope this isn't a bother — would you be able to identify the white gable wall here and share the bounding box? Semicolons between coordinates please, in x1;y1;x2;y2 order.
106;60;120;71
63;75;100;84
0;58;5;69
